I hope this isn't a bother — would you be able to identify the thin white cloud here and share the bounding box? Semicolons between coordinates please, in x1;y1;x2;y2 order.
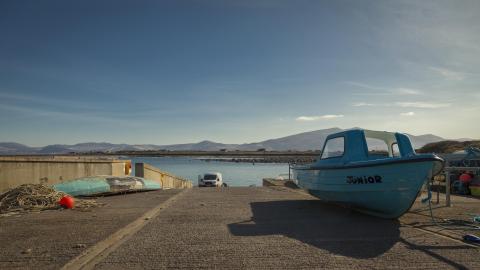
429;67;465;81
353;102;374;107
395;102;451;108
345;81;384;91
296;115;344;121
400;112;415;116
395;88;422;95
353;101;451;109
0;92;94;109
0;103;147;127
345;82;423;96
0;90;191;119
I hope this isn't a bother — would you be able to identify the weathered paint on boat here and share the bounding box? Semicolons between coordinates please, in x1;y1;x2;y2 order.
293;129;444;219
53;176;161;196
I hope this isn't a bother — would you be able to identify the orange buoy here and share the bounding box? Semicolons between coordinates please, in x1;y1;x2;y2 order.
459;173;473;184
59;195;75;209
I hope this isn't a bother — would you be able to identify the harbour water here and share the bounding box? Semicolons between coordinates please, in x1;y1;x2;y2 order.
128;156;289;187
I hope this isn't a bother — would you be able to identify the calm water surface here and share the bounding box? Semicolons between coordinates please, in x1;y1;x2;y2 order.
128;156;289;187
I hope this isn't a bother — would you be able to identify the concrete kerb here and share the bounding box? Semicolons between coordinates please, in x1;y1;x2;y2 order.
61;188;191;270
135;162;192;189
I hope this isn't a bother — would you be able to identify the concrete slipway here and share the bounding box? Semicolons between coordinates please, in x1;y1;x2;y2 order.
0;186;479;269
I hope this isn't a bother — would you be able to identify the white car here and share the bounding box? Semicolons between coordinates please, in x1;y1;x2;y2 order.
198;172;223;187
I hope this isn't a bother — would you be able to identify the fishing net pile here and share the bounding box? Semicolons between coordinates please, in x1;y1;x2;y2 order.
0;184;100;214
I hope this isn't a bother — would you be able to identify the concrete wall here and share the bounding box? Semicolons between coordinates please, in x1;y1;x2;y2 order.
0;156;130;192
135;163;192;189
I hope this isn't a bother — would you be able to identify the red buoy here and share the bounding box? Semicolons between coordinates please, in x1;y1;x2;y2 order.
459;173;473;184
59;195;75;209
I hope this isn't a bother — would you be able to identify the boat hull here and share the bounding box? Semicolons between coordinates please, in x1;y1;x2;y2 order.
293;159;440;218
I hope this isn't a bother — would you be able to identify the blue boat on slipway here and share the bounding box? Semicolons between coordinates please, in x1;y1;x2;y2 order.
293;129;444;219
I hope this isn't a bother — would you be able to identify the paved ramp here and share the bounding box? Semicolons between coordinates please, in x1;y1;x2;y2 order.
91;187;479;269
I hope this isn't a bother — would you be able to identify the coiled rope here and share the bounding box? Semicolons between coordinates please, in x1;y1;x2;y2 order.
0;184;99;214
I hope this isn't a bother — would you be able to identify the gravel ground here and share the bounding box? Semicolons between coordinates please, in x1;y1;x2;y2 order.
93;187;479;269
1;186;479;269
0;189;181;270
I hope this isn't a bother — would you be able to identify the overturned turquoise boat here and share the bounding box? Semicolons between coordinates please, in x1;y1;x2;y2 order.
293;129;444;219
53;176;161;196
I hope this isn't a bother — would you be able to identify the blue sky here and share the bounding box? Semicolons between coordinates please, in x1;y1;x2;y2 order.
0;0;479;146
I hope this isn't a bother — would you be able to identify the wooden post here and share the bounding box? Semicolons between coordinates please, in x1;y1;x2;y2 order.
445;170;451;207
160;173;165;190
288;163;291;180
135;163;144;178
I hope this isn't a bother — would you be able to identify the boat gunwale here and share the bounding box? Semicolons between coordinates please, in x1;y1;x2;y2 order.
293;155;444;171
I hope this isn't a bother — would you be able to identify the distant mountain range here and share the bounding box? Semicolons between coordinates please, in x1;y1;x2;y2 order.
0;127;467;155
